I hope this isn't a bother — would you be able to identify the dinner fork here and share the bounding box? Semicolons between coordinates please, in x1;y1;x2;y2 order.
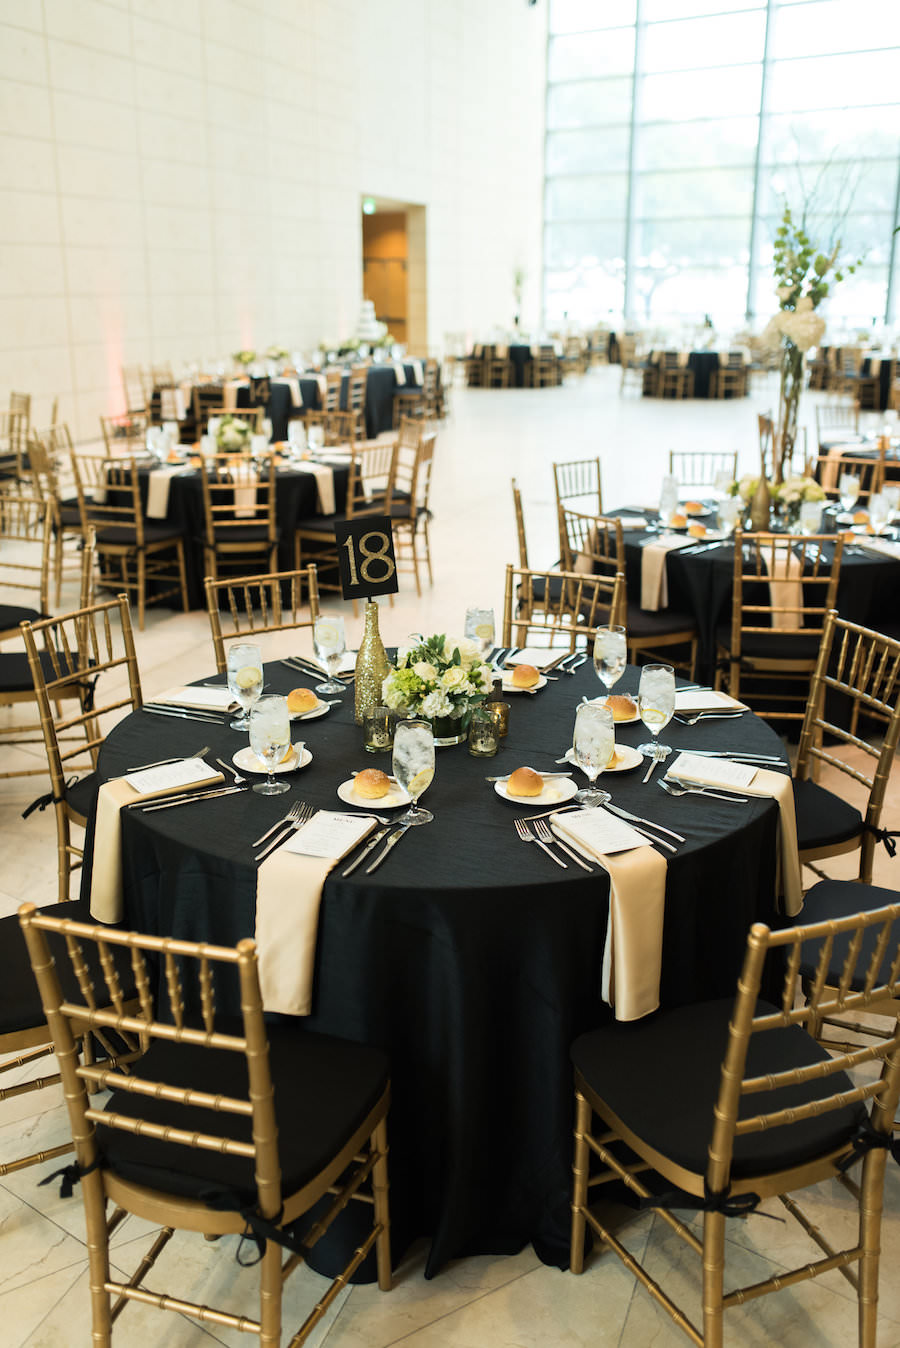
659;778;748;804
533;818;593;872
514;817;567;868
252;801;304;848
254;803;317;862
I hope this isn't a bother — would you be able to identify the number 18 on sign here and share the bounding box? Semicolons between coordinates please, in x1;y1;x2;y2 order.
332;515;399;601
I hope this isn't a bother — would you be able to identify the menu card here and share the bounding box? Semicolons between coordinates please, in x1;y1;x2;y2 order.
554;807;652;856
151;685;237;712
284;810;375;861
668;753;757;790
673;690;748;712
505;648;569;672
124;758;222;795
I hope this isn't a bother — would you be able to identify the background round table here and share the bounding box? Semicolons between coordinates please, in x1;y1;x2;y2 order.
87;660;788;1276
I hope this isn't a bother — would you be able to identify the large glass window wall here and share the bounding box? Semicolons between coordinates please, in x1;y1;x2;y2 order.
544;0;900;335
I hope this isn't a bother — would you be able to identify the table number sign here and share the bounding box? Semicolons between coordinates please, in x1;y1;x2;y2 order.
333;514;399;601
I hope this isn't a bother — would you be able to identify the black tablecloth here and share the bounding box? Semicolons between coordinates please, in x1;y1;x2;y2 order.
233;365;418;439
86;658;787;1276
613;508;900;678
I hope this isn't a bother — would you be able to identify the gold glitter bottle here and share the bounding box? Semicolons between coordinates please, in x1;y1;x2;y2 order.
355;600;389;724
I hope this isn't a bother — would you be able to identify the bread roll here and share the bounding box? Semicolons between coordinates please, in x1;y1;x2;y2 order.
684;501;704;515
507;766;543;797
606;694;637;722
287;687;318;714
355;768;391;799
853;510;869;525
510;663;540;688
688;523;706;538
670;512;687;529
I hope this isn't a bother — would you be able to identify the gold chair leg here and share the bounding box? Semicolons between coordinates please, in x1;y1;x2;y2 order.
701;1210;726;1348
859;1151;885;1348
372;1117;392;1291
258;1240;283;1348
570;1090;592;1274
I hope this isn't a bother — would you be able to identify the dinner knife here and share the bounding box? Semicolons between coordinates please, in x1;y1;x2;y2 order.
365;823;411;874
603;802;685;843
138;785;245;811
342;824;392;876
141;704;225;724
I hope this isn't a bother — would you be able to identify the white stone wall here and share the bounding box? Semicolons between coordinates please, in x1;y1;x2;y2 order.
0;0;546;438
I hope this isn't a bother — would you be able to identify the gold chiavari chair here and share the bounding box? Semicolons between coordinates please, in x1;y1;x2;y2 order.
120;363;148;416
502;563;624;651
553;457;603;559
558;506;699;678
17;909;392;1347
293;440;398;595
714;530;844;723
204;566;320;674
793;612;900;887
301;409;359;445
483;344;511;388
192;384;227;433
27;426;84;602
390;428;435;596
346;363;369;438
392;357;439;426
82;458;189;630
21;591;141;903
816;401;860;442
524;345;560;388
816;448;886;507
570;906;900;1348
322;368;343;412
0;494;51;640
99;413;146;457
0;409;28;486
199;451;278;584
656;350;694;399
668;450;738;491
708;350;749;399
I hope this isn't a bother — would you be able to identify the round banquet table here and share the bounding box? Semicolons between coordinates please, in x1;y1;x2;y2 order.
85;659;788;1277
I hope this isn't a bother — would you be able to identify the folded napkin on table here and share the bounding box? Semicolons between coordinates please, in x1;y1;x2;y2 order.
760;541;804;630
392;362;407;385
146;465;184;519
551;808;667;1021
159;387;186;422
294;461;335;513
410;359;425;384
640;535;694;610
223;381;245;411
615;515;649;531
667;752;802;916
856;535;900;561
674;690;748;713
90;758;224;923
255;811;376;1014
314;374;328;399
505;647;572;673
149;685;237;712
273;376;302;406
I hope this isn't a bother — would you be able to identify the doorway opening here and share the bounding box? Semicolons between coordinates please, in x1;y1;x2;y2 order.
361;199;427;353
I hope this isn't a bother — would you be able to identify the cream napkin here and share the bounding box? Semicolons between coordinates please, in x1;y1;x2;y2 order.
159;387;185;422
223;381;244;411
551;809;667;1021
667;753;802;916
273;376;302;407
255;812;375;1014
294;462;336;514
640;535;694;610
315;374;328;399
411;359;425;384
90;760;224;923
146;466;182;519
857;535;900;561
674;689;748;713
149;685;237;713
761;542;804;630
869;357;882;377
392;362;407;385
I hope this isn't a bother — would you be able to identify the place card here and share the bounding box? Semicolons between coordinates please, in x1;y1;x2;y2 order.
668;753;758;790
673;690;748;712
553;807;651;856
124;758;221;795
284;810;376;862
151;685;238;712
505;648;568;672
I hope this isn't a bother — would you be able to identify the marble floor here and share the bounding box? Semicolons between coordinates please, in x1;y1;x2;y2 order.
1;365;899;1345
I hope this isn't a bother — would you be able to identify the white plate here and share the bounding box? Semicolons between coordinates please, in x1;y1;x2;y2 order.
233;744;312;775
494;777;579;806
337;778;411;809
501;674;548;693
678;505;713;518
599;744;644;774
582;695;641;725
288;698;330;721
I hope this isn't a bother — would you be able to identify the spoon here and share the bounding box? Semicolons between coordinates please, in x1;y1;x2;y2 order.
659;779;747;804
674;711;745;726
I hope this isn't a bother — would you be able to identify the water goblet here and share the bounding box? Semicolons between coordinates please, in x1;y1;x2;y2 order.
392;719;435;825
637;663;676;765
839;473;860;517
464;606;495;656
799;499;823;536
593;625;627;702
717;496;741;536
226;642;263;731
869;492;890;534
248;696;292;796
313;615;347;694
572;701;615;807
883;484;900;520
658;474;679;531
308;424;325;457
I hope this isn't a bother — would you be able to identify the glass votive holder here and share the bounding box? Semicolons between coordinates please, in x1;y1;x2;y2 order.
363;705;393;753
468;707;499;757
488;701;510;736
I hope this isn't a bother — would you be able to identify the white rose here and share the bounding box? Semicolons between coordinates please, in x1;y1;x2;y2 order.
421;690;453;719
442;666;468;691
413;660;438;682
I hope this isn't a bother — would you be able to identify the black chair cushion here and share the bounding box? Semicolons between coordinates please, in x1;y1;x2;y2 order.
794;879;900;988
628;604;697;640
95;524;184;547
1;900;136;1037
793;777;863;851
0;604;46;633
572;998;866;1182
55;505;81;529
0;649;83;694
211;525;278;546
715;625;821;662
65;772;99;820
97;1027;390;1204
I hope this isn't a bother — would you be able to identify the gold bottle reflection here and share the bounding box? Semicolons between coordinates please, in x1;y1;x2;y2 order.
355;599;389;724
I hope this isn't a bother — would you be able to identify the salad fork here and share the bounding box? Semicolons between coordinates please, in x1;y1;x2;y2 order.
533;818;593;871
252;801;304;848
514;817;567;868
255;803;317;862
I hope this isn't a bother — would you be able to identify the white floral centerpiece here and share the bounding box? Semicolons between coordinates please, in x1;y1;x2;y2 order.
265;345;289;362
382;633;495;745
215;414;253;453
728;472;825;527
233;349;256;367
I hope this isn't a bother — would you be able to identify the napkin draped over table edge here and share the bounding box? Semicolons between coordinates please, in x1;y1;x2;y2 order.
551;813;667;1021
640;534;693;611
255;852;333;1015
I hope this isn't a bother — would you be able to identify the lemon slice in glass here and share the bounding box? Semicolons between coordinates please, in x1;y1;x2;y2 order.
408;768;434;797
235;665;261;690
474;622;493;641
315;620;340;647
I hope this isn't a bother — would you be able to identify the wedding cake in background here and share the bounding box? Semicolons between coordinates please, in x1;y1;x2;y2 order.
356;300;388;344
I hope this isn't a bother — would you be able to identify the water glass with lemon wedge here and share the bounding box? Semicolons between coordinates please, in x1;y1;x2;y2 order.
392;719;435;826
464;607;495;657
248;696;292;795
226;642;264;730
313;615;347;694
